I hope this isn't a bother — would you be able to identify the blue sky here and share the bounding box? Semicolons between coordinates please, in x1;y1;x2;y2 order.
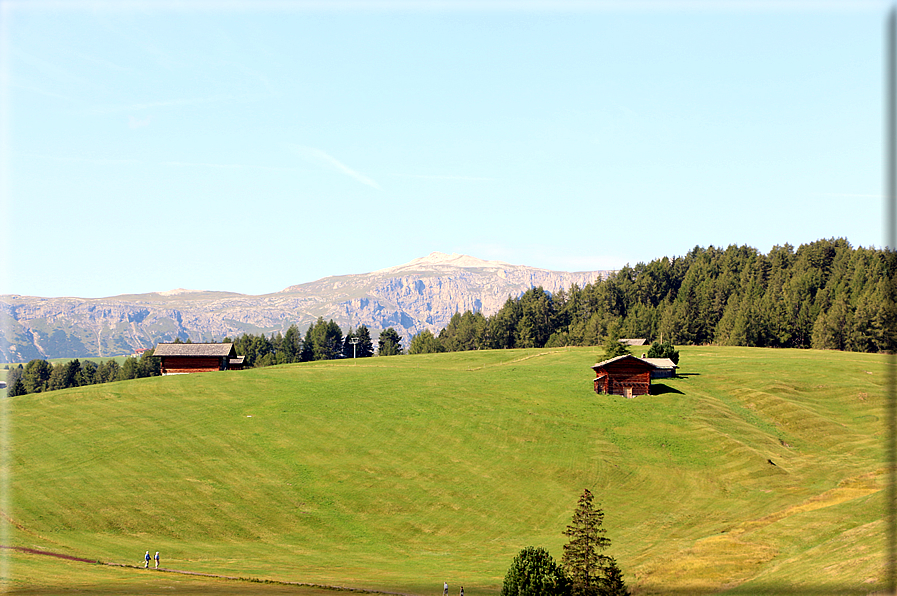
0;1;887;298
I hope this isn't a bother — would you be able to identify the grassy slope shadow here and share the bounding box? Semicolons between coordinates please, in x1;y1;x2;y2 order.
651;382;684;395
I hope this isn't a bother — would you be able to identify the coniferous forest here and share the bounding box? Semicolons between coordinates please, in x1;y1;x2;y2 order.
434;238;896;354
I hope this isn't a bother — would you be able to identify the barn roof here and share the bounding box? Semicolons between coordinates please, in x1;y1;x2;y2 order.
618;338;647;346
591;354;658;371
153;343;236;357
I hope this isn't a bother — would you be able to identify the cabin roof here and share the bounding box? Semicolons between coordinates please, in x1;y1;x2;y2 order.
591;354;658;370
153;343;236;357
641;357;677;369
618;338;647;346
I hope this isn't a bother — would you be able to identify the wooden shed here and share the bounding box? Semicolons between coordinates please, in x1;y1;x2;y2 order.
154;343;239;375
591;354;657;397
641;357;678;379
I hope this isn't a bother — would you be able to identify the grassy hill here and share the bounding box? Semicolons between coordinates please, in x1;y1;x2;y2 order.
3;346;888;595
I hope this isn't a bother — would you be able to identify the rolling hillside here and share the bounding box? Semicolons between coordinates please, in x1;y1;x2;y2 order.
5;346;888;595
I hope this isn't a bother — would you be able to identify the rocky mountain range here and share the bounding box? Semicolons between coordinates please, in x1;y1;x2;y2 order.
0;252;611;362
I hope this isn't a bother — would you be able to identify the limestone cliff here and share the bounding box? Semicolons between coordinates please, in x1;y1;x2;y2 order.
0;253;610;361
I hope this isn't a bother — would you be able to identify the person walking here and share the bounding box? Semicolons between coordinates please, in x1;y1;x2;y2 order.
460;587;464;596
443;582;448;596
154;552;160;569
144;551;150;568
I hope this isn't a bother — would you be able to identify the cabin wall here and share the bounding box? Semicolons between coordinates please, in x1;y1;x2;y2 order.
607;372;651;395
160;356;224;375
593;364;653;396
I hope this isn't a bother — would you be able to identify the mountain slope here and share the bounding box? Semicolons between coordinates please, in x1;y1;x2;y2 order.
0;253;610;361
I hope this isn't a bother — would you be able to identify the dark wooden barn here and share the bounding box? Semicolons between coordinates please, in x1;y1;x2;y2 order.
154;343;239;375
591;354;658;397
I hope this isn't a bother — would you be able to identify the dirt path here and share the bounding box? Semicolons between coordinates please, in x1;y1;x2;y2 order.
1;545;410;595
0;545;99;564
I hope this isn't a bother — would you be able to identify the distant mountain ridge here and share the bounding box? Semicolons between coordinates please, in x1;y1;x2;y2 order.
0;252;611;362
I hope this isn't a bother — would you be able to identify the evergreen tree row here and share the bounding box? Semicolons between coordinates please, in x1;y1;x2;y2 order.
226;319;401;368
4;320;406;395
6;349;161;397
412;238;896;354
8;238;892;396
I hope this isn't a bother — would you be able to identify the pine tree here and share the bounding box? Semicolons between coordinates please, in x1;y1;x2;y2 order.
599;557;629;596
409;330;443;354
378;328;402;356
64;359;82;386
6;365;25;396
281;325;302;363
355;325;374;358
22;360;52;394
8;378;26;397
47;362;69;391
342;327;356;358
562;489;611;596
137;350;160;377
79;361;98;386
119;357;140;381
646;341;679;365
601;323;630;359
96;359;120;384
300;325;315;362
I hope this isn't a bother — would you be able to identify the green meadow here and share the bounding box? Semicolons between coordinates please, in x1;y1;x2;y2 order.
3;346;889;595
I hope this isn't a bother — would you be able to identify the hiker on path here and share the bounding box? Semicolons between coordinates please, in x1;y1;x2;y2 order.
154;552;160;568
443;582;448;596
144;551;150;568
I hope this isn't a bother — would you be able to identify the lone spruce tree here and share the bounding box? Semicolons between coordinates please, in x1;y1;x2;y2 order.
561;489;612;596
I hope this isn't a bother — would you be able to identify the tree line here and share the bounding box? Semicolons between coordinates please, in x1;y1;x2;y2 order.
410;238;896;355
224;318;403;367
7;238;892;396
3;319;406;396
5;349;161;397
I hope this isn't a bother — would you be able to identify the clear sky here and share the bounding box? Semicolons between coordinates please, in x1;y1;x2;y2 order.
0;1;887;298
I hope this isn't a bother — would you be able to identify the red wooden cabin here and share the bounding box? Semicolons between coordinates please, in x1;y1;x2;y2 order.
153;342;239;375
591;354;657;397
